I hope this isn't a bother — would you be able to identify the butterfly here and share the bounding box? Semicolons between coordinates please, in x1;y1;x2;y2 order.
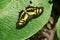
16;5;44;29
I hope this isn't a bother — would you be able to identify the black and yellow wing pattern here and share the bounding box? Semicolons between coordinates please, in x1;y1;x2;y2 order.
16;6;44;29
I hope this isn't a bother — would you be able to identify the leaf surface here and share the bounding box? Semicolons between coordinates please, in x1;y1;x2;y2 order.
0;0;52;40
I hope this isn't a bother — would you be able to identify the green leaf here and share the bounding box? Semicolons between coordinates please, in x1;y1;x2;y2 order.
0;0;52;40
57;17;60;40
0;0;11;9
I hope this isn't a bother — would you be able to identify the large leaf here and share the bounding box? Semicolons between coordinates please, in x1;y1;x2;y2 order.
0;0;52;40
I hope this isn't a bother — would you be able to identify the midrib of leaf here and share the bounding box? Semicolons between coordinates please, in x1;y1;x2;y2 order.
0;0;15;19
2;0;14;11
